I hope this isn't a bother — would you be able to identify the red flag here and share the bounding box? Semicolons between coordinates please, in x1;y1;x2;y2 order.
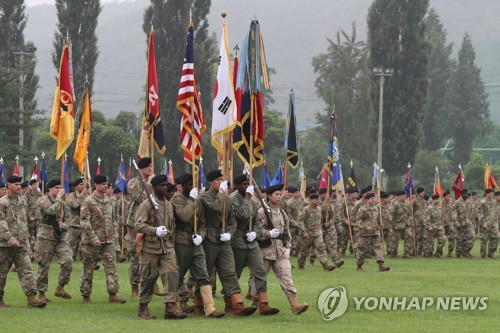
451;168;464;199
12;163;19;177
126;158;133;180
96;158;101;175
31;162;39;180
319;166;328;189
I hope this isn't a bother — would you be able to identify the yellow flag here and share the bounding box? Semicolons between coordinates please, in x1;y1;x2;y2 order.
73;86;92;174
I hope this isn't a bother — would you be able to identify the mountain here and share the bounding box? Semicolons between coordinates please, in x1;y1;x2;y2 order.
25;0;500;124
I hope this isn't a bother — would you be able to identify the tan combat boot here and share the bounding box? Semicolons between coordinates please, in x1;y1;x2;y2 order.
200;285;225;318
334;259;344;268
322;263;335;271
356;264;364;272
109;294;126;303
287;295;308;315
54;283;72;299
434;251;443;259
378;261;390;272
164;302;187;320
0;297;9;307
82;296;91;304
230;293;257;316
402;251;412;259
131;284;139;299
38;292;50;303
257;292;280;316
138;303;156;319
27;294;47;308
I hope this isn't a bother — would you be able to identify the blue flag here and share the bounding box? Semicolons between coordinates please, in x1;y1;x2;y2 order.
115;157;127;193
404;164;415;198
271;162;284;185
327;113;341;190
199;160;205;189
40;158;48;183
63;159;70;193
261;162;272;189
0;162;5;184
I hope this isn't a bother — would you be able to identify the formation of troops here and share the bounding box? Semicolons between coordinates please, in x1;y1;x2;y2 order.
1;156;499;319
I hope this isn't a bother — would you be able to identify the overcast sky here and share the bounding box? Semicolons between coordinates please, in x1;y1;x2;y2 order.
26;0;127;5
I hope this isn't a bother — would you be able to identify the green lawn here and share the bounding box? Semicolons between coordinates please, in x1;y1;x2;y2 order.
1;240;498;333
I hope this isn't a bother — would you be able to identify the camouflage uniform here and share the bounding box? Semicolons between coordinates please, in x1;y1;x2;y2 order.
0;193;39;299
79;192;120;297
34;195;73;293
442;199;456;255
453;197;475;257
125;177;148;289
339;196;356;254
380;200;392;254
320;200;342;262
412;196;427;255
355;204;385;266
283;196;302;256
296;204;330;267
387;199;413;256
479;198;498;258
64;190;86;259
25;188;42;252
423;202;446;256
135;197;178;304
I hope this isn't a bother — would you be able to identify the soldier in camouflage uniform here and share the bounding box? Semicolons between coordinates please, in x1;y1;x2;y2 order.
106;185;126;263
283;186;301;256
318;188;344;268
354;193;390;272
412;187;427;256
126;157;151;298
379;192;392;255
0;183;7;198
387;191;413;258
441;190;456;257
79;175;126;304
423;194;446;258
479;189;498;258
64;178;87;260
296;192;335;271
339;188;358;255
25;179;42;253
469;192;482;235
453;189;475;258
34;179;73;302
0;176;46;308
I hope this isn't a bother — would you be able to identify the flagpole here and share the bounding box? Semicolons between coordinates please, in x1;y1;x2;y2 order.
339;164;355;252
41;152;46;194
248;93;255;232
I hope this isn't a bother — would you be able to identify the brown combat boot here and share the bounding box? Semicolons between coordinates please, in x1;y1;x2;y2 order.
180;300;194;314
356;264;364;272
154;283;164;296
378;261;390;272
223;295;233;314
164;302;187;320
462;252;473;259
298;265;305;270
138;303;156;319
447;251;454;258
322;263;335;271
200;285;225;318
38;292;51;303
334;259;344;268
54;283;72;299
131;284;139;299
82;296;91;304
287;295;308;315
193;294;205;317
27;294;47;308
230;293;257;316
402;251;412;259
434;251;443;259
109;294;126;303
257;292;279;316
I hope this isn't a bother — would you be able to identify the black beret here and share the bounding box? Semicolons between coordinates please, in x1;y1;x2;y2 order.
0;183;5;188
460;188;468;194
166;183;176;192
365;185;373;191
360;188;370;196
47;179;61;189
443;190;450;196
306;185;314;191
151;174;168;186
137;157;152;169
346;187;359;194
265;184;284;195
318;188;327;195
175;173;192;185
73;178;84;186
365;193;375;199
7;176;22;184
93;175;108;185
495;191;500;196
416;187;424;194
431;194;440;200
113;187;121;194
397;190;406;196
233;173;249;185
484;189;494;194
309;193;319;199
470;191;477;196
206;169;223;182
29;179;38;185
423;194;430;200
21;181;29;188
286;186;298;193
380;192;389;199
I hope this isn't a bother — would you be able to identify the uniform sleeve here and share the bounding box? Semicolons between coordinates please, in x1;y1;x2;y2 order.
171;195;196;223
80;199;99;244
296;207;307;233
224;197;237;235
257;207;271;240
135;200;157;236
0;203;15;244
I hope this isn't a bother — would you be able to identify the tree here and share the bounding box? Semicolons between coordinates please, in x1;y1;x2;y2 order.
52;0;101;99
422;8;453;151
143;0;217;174
367;0;430;177
463;152;485;190
446;34;491;165
110;111;141;137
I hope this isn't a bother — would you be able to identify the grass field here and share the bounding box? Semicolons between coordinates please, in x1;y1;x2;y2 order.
1;239;498;333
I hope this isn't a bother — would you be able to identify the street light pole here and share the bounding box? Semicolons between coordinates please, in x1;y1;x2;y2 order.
373;67;393;175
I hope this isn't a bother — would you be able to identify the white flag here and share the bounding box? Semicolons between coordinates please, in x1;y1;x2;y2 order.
211;21;236;153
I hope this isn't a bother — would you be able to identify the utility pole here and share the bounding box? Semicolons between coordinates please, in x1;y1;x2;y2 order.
373;67;393;174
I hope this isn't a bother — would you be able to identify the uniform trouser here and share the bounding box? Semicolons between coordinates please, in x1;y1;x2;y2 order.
297;235;329;266
382;228;392;254
323;228;341;261
263;257;296;297
34;238;73;293
339;223;351;253
289;226;299;255
203;241;240;297
444;225;456;253
424;229;446;254
80;243;119;297
64;227;82;259
232;246;267;294
415;224;425;255
456;226;475;255
387;228;413;255
176;243;211;302
28;221;37;253
139;249;178;304
356;235;384;266
0;246;38;297
480;224;499;256
126;227;140;286
334;223;344;250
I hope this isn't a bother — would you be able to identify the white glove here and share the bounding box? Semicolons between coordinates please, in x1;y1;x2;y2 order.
192;234;203;246
246;231;257;242
269;229;280;239
189;188;199;199
220;181;228;192
155;226;168;238
246;185;255;196
220;232;231;242
57;189;65;198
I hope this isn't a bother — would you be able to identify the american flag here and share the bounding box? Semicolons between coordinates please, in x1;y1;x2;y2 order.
177;22;206;164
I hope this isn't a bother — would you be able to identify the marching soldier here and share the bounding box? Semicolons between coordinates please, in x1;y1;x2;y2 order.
79;175;126;304
379;191;392;255
64;178;87;260
423;194;446;258
339;187;358;255
453;189;475;258
479;189;498;259
283;186;301;256
25;179;42;253
0;176;46;308
441;190;456;257
387;191;413;258
257;184;308;315
34;179;73;302
412;187;427;256
318;188;344;268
